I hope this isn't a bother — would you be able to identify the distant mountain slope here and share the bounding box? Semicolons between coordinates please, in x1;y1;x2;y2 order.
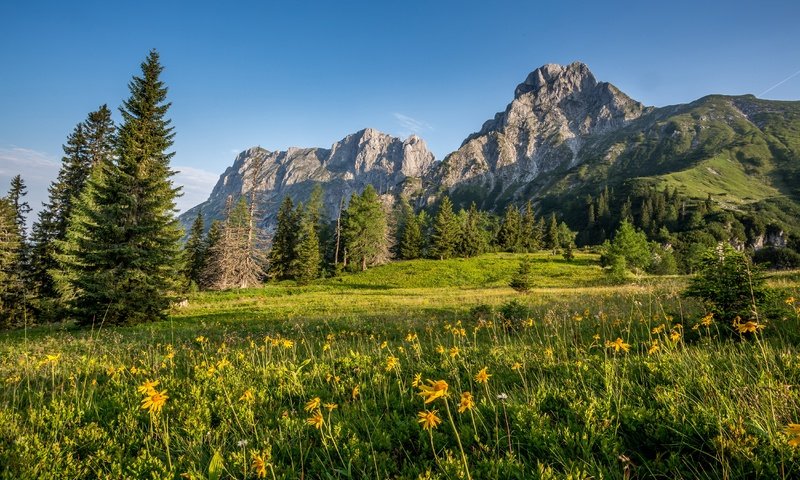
180;128;434;230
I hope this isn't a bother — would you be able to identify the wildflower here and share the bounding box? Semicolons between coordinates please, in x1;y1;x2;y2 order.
322;343;331;352
652;324;666;334
140;389;169;415
240;389;255;404
497;393;508;401
457;392;475;413
138;379;160;395
252;453;268;478
449;346;460;358
606;338;630;353
648;341;660;355
669;330;682;342
406;332;418;342
417;409;442;431
305;397;321;412
544;347;554;359
380;341;388;349
217;358;231;370
237;439;249;447
385;355;399;372
786;296;796;306
324;402;338;411
436;345;445;354
306;410;324;429
195;336;207;344
786;423;800;447
700;313;714;327
282;339;294;349
592;334;600;341
352;384;360;400
418;379;449;404
511;362;522;371
474;367;491;384
412;372;422;388
44;354;60;364
735;318;765;334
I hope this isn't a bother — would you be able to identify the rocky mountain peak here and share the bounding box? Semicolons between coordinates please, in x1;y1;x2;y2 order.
514;62;596;99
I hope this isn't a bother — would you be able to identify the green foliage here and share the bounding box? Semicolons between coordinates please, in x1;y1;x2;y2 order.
56;51;182;326
399;205;424;260
291;207;321;285
430;195;460;260
497;204;522;252
684;243;768;329
458;202;488;257
0;198;23;328
267;196;300;280
509;257;534;292
342;185;388;271
602;221;651;275
182;210;207;289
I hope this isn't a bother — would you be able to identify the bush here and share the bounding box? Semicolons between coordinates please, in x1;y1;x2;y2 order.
499;299;533;327
509;258;534;293
684;243;768;333
753;247;800;270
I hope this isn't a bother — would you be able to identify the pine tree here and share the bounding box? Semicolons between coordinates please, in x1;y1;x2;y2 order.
200;220;223;289
292;208;321;284
57;51;182;325
399;200;423;260
430;195;460;260
342;185;388;271
182;210;207;289
509;257;533;293
268;196;300;280
0;198;23;327
521;200;538;252
546;213;559;253
7;175;30;238
5;176;31;319
459;202;488;257
31;107;116;307
497;204;522;252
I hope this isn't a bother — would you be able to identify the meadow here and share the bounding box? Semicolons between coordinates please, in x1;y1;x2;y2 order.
2;252;800;479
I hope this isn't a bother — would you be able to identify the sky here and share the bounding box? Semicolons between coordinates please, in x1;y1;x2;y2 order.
1;0;799;218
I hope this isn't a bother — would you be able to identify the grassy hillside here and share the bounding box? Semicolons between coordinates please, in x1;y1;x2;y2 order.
3;255;800;478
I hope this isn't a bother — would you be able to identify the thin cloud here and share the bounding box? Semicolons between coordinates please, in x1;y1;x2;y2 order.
393;113;433;135
759;68;800;97
0;146;60;220
172;165;219;213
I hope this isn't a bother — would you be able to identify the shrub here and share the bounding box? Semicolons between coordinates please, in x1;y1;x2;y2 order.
509;257;534;293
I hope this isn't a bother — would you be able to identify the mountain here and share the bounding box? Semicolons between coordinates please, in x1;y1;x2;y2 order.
180;128;434;230
181;62;800;248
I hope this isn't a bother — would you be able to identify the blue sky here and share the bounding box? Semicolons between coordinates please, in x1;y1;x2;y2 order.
1;0;799;215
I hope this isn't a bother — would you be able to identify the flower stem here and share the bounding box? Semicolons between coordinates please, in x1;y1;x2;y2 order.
444;398;472;480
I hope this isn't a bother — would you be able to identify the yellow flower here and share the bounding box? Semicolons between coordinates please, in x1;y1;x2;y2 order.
217;358;231;370
305;397;321;412
449;346;460;359
457;392;475;413
700;313;714;327
138;379;160;395
412;372;422;388
417;409;442;431
511;362;522;371
282;339;294;349
436;345;445;355
474;367;491;384
418;379;449;404
606;338;630;353
140;389;168;415
240;389;255;403
307;410;324;429
324;402;338;411
669;330;681;342
380;341;388;349
352;384;360;400
652;324;666;334
195;336;207;344
648;341;660;355
786;296;796;306
735;319;765;334
252;453;267;478
385;355;399;372
786;423;800;447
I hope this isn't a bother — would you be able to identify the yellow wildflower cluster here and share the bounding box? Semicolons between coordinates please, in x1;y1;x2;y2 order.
139;379;168;415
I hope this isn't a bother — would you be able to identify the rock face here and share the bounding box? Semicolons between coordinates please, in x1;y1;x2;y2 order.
432;62;649;199
181;128;434;230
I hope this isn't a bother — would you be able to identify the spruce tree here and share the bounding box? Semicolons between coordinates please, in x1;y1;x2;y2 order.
521;200;538;252
546;213;559;253
200;220;223;289
292;208;321;284
342;185;388;271
268;196;300;280
182;209;207;289
31;107;116;307
57;51;182;325
498;204;522;252
7;175;30;237
0;198;23;327
509;257;534;293
430;195;460;260
459;202;488;257
399;200;423;260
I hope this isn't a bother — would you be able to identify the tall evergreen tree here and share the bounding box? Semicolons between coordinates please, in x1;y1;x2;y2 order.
497;204;522;252
182;210;207;288
31;107;116;307
342;185;388;271
545;213;559;252
430;195;460;260
200;220;223;289
292;207;321;284
7;175;30;238
0;198;23;327
521;200;539;252
57;51;182;325
459;202;488;257
267;196;300;280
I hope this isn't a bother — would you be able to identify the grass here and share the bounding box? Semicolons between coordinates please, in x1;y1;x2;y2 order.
2;253;800;479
